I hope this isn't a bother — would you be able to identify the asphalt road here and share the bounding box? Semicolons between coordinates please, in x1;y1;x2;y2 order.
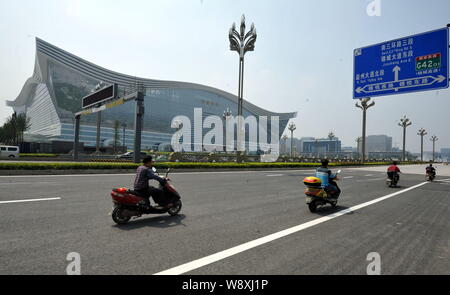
0;166;449;275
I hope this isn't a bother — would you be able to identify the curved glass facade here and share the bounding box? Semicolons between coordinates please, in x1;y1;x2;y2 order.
7;38;297;151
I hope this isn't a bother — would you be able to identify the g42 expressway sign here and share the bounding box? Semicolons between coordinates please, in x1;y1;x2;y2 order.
353;27;449;99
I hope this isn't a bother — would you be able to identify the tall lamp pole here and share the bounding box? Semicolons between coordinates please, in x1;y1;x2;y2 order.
417;128;427;162
282;135;288;155
355;98;375;163
430;135;438;162
229;14;257;162
288;122;296;158
398;116;412;161
327;131;335;156
355;137;362;159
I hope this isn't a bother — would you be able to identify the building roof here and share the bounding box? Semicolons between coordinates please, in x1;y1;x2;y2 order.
7;38;297;121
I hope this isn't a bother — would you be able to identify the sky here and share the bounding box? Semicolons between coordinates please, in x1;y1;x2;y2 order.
0;0;449;153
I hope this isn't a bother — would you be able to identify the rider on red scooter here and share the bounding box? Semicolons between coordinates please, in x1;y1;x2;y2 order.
133;156;172;209
387;161;401;182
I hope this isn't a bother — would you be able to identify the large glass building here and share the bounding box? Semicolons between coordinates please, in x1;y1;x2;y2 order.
7;38;296;152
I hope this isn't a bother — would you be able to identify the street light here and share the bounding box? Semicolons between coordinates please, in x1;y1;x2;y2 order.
328;131;335;155
222;108;233;152
355;97;375;163
288;122;296;158
417;128;427;162
229;14;257;162
282;135;288;155
398;116;412;161
430;135;438;162
355;137;362;159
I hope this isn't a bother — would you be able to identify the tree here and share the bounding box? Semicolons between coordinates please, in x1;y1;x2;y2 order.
16;113;31;143
0;112;31;145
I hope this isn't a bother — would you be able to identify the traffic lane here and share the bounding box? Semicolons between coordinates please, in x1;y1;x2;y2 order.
0;168;410;234
0;171;427;274
188;181;449;275
0;167;373;203
0;170;426;274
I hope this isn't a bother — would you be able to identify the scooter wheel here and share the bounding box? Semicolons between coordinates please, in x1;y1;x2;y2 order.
308;200;318;213
168;200;182;216
112;207;131;225
331;201;338;208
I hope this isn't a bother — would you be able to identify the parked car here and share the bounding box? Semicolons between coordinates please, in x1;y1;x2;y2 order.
0;146;20;159
115;151;148;159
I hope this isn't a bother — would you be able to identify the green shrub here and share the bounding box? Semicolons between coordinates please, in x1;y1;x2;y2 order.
19;153;58;157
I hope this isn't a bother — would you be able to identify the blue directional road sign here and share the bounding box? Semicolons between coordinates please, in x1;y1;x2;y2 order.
353;28;448;99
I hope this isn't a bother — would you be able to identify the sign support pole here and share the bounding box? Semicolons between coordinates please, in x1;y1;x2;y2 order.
95;111;101;153
73;115;80;160
133;91;145;164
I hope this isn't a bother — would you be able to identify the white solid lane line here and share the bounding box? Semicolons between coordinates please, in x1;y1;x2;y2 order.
343;176;354;179
154;182;428;275
266;174;284;177
0;197;61;204
356;178;385;182
0;182;57;185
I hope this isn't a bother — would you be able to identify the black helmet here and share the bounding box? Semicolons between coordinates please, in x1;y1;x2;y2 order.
143;156;153;164
392;161;398;165
321;159;329;167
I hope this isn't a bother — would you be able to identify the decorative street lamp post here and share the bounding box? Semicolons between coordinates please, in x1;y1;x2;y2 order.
288;122;296;158
327;131;335;156
355;137;362;160
229;14;257;162
355;98;375;163
222;108;233;153
417;128;427;162
282;135;288;155
430;135;438;162
398;116;412;161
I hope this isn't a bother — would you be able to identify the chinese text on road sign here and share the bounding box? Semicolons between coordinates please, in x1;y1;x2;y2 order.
353;28;448;99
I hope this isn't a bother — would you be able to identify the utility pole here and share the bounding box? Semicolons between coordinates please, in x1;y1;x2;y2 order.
355;98;375;163
417;128;427;162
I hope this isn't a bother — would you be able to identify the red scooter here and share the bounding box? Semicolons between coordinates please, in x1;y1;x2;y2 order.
110;168;182;224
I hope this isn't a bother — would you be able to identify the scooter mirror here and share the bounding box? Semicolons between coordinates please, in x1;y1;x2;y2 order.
152;167;157;173
337;170;342;174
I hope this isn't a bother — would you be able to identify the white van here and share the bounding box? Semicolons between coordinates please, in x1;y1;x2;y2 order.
0;146;20;159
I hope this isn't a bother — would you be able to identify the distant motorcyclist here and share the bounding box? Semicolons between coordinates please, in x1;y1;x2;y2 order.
426;163;436;179
387;161;401;182
316;159;341;198
133;156;171;208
